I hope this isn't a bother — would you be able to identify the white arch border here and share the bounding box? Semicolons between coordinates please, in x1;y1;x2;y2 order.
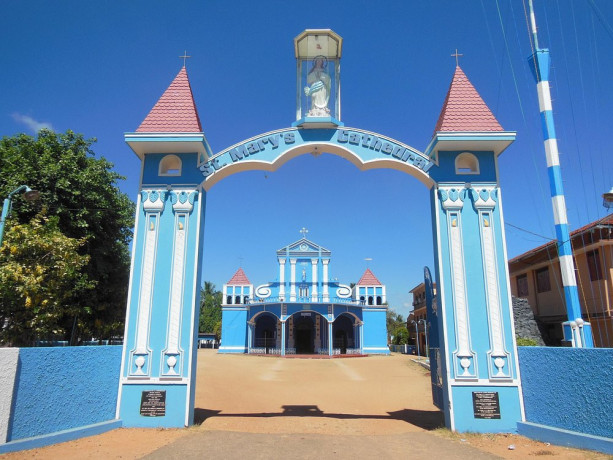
200;127;435;191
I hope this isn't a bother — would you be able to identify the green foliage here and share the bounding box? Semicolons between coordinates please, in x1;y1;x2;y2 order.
516;336;539;346
386;309;406;343
0;214;94;346
199;281;222;338
0;130;135;342
391;326;409;345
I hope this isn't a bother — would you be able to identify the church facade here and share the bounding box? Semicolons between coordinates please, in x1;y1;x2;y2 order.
219;236;390;355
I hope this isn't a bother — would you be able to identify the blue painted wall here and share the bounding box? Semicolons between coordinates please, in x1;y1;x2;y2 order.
8;346;122;441
518;347;613;438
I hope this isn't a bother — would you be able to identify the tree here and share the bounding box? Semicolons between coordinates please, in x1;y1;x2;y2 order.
0;130;135;342
199;281;222;338
386;309;406;344
391;326;409;345
0;214;93;346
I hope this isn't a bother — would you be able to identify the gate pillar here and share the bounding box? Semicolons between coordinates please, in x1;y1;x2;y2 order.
427;136;525;432
116;131;209;427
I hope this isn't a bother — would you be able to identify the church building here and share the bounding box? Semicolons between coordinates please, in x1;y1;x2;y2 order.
219;235;390;355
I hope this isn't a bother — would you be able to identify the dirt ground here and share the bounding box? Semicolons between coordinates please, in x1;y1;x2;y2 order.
2;350;609;459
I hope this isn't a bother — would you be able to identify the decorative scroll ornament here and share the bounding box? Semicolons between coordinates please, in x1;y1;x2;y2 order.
255;284;272;298
438;187;466;210
336;284;352;298
141;190;167;212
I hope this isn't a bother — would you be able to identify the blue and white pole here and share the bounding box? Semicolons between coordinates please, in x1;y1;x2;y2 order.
528;0;593;347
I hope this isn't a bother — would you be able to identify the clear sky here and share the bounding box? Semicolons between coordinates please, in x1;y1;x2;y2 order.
1;1;612;319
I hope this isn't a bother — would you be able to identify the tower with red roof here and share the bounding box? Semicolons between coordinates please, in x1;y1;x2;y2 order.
117;66;211;429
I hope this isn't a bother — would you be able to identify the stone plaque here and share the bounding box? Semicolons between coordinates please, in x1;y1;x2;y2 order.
140;390;166;417
472;391;500;419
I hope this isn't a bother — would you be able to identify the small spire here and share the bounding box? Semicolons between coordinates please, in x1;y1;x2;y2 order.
451;49;463;67
300;227;309;238
179;50;191;67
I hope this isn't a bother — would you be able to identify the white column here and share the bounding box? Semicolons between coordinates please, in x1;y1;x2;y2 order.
278;258;286;301
281;321;286;356
328;321;333;356
322;259;330;301
311;258;318;302
290;259;297;301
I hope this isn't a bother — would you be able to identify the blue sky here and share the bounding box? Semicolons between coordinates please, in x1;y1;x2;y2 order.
1;1;612;319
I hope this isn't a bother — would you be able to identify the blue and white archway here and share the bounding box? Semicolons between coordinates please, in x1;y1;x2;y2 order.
117;63;524;433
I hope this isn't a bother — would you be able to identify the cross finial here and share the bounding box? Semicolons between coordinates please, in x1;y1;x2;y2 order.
300;227;309;238
180;50;191;67
451;49;463;67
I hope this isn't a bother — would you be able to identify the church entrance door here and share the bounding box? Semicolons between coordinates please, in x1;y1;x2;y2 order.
294;315;315;354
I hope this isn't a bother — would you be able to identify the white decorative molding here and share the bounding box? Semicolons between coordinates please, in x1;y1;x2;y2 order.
439;186;476;379
141;190;167;212
322;259;330;301
129;209;161;377
311;258;318;301
438;187;466;211
470;186;497;210
471;186;510;379
170;189;197;213
290;258;297;301
162;211;189;377
278;258;286;299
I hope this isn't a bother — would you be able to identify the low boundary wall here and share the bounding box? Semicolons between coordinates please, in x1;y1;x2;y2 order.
0;346;122;447
517;346;613;452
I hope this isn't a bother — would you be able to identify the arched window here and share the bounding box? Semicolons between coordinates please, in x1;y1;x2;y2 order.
243;295;249;304
455;152;479;175
159;154;182;176
368;296;374;306
359;296;365;305
226;295;232;304
235;295;241;305
376;296;382;305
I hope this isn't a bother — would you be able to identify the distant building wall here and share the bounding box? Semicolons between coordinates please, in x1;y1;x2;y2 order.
6;346;122;442
518;346;613;438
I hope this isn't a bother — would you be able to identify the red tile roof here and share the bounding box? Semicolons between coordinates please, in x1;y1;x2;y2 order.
357;268;382;286
227;268;251;285
434;66;503;133
136;66;203;133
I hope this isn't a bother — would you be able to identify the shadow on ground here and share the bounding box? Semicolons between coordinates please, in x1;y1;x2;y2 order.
194;405;443;430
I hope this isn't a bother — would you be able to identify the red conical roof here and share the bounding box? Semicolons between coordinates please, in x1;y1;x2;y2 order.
227;268;251;285
434;66;503;133
357;268;382;286
136;66;203;133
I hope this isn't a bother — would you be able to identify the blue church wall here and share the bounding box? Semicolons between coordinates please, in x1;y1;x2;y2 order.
219;308;248;353
7;346;122;441
362;309;389;354
517;347;613;439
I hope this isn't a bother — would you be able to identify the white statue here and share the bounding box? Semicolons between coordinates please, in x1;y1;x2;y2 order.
304;56;331;117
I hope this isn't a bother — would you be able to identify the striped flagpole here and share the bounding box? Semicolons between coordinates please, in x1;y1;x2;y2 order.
527;0;593;347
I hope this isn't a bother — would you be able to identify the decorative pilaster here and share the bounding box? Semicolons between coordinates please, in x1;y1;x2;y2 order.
470;186;511;379
279;258;286;301
328;321;333;356
161;189;197;377
439;186;476;379
322;259;330;301
311;258;318;302
129;190;166;377
290;259;297;301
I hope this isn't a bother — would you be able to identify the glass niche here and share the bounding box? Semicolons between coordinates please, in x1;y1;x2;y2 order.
294;29;342;127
